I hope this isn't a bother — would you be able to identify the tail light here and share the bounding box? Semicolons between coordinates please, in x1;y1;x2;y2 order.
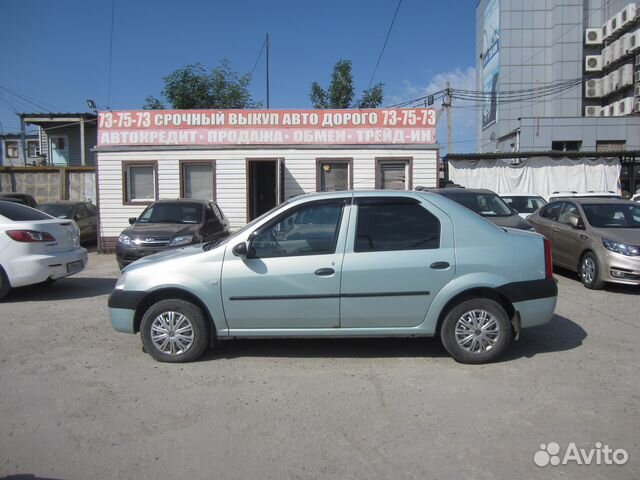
6;230;56;242
543;237;553;280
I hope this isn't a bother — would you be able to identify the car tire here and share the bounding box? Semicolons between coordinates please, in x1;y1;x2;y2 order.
0;266;10;300
580;252;604;290
140;298;211;363
440;298;512;364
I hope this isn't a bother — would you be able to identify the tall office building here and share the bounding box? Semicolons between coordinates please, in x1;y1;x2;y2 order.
476;0;640;154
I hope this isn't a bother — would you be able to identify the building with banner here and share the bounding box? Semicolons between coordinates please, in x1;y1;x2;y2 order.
95;108;439;251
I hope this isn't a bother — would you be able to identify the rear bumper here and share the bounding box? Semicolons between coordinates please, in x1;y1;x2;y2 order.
498;278;558;329
7;248;88;287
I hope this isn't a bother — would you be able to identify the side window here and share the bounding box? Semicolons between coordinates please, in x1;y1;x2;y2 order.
558;203;579;225
205;204;216;222
250;200;344;258
355;199;440;252
540;202;563;221
85;203;97;215
76;204;89;219
212;203;225;221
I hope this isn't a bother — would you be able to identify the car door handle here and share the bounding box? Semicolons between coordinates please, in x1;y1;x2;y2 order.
314;268;335;276
430;262;450;270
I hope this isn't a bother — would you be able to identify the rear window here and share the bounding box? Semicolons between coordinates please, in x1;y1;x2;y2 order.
0;202;53;221
440;192;513;217
39;204;74;219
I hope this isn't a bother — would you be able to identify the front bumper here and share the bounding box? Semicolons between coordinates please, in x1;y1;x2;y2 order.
108;289;146;333
601;251;640;285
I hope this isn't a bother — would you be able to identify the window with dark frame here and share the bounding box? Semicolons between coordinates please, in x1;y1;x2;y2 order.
124;163;156;202
376;160;411;190
26;140;39;158
318;160;351;192
181;162;215;200
551;141;581;152
5;141;19;158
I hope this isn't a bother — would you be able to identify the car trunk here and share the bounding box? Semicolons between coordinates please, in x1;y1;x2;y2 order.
34;220;80;253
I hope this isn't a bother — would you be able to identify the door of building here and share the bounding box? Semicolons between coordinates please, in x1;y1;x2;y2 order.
247;158;284;221
50;136;70;165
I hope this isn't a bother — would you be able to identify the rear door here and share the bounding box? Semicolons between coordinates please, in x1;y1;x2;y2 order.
339;195;455;328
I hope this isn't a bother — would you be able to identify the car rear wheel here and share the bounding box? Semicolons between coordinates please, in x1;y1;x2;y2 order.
580;252;604;290
0;266;10;300
140;299;210;363
440;299;512;364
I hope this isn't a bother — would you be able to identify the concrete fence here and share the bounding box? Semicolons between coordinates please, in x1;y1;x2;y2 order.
0;166;96;204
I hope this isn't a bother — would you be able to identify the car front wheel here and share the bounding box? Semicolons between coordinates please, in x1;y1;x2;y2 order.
140;298;211;363
440;298;512;364
580;252;604;290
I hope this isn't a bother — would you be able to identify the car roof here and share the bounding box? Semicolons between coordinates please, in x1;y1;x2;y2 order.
150;198;213;205
39;200;89;205
550;197;635;205
426;187;498;195
500;193;544;197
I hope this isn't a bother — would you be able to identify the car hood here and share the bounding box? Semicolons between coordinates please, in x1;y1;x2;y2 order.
122;223;200;238
123;243;208;272
590;227;640;245
486;214;533;230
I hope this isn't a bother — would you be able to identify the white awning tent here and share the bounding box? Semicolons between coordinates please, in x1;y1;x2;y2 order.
448;155;621;200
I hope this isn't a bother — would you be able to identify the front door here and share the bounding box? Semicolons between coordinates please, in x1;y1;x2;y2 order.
552;202;584;269
340;195;455;328
50;136;69;165
222;198;349;330
247;158;285;221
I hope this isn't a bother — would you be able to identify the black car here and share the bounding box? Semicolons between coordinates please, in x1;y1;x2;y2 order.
38;201;98;244
116;199;231;269
0;192;38;208
418;187;533;230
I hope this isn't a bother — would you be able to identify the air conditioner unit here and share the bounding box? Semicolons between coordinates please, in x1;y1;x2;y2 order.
585;54;603;71
616;97;634;115
630;31;640;52
622;33;632;54
602;22;610;40
635;85;640;97
603;46;613;65
601;104;611;116
602;73;611;96
585;78;604;97
609;12;623;37
621;3;637;28
635;100;640;113
585;27;603;45
585;106;602;117
608;103;617;116
612;39;624;60
620;63;634;85
635;71;640;82
609;69;621;91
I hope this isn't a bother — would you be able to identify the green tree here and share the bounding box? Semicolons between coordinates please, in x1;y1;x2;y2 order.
310;59;384;109
144;60;260;110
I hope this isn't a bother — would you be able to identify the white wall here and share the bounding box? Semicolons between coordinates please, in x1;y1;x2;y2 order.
97;148;438;239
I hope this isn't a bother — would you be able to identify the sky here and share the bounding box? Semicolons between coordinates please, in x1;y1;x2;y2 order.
0;0;478;153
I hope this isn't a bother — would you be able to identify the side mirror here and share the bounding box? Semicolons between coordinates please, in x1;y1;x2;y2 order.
232;242;248;257
568;214;584;229
128;217;137;225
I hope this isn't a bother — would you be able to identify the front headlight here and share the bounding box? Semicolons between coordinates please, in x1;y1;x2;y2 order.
602;238;640;256
170;235;193;247
115;272;127;290
118;234;132;246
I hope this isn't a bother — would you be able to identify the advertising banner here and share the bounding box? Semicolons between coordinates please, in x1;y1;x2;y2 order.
482;0;499;129
97;108;437;147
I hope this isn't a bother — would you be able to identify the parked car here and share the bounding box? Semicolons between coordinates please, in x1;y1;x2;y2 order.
0;192;38;208
116;199;231;269
0;202;87;300
500;193;547;219
417;187;533;230
38;201;98;244
548;191;621;202
109;191;557;364
528;198;640;289
631;193;640;203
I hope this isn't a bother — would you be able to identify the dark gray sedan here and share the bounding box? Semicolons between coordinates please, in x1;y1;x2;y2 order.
38;201;98;244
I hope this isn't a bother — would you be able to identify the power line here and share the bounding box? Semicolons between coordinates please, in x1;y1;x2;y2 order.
250;36;267;78
367;0;403;90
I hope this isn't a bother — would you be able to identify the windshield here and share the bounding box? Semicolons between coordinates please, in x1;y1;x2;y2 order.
136;203;203;224
502;196;546;214
442;192;514;217
582;203;640;229
39;204;74;219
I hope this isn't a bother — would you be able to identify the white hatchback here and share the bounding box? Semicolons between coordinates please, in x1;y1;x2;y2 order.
0;201;88;299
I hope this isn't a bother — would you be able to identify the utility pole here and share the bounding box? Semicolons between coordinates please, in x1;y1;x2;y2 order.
444;81;453;155
266;33;270;109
